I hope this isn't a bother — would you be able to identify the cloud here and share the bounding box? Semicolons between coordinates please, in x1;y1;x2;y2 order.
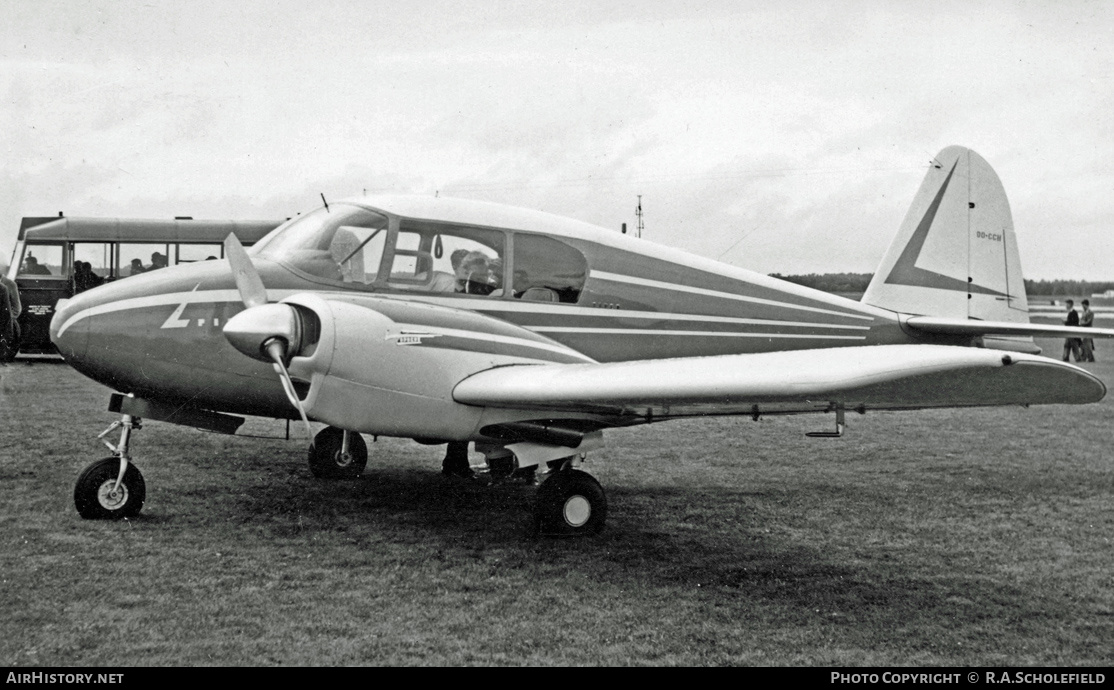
3;1;1113;280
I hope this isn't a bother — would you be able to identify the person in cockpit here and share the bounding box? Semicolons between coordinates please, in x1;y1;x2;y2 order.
457;251;501;296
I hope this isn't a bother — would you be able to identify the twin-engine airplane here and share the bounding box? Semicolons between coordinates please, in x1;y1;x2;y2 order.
50;146;1114;535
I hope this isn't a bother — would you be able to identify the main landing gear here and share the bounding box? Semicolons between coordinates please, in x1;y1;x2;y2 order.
434;441;609;537
74;414;146;519
308;426;368;479
534;464;607;537
306;428;607;536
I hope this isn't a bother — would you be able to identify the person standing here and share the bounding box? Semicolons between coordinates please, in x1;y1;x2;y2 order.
0;259;21;362
1062;299;1082;362
1079;299;1096;362
441;440;473;478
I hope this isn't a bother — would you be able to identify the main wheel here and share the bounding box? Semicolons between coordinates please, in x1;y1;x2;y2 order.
74;457;146;520
308;427;368;479
534;469;607;536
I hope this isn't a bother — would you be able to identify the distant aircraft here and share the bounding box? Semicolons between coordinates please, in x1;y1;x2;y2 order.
50;146;1114;535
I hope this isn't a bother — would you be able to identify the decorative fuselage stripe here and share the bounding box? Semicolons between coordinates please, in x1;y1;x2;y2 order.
57;286;875;348
526;327;866;340
588;271;876;321
54;288;596;364
392;295;873;330
395;324;596;363
57;289;239;337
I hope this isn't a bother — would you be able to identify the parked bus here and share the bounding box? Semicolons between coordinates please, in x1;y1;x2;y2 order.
5;214;284;355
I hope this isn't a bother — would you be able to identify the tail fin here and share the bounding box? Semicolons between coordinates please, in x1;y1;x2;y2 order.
862;146;1029;322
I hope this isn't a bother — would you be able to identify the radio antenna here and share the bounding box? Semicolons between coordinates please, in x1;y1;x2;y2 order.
635;195;644;238
320;193;330;212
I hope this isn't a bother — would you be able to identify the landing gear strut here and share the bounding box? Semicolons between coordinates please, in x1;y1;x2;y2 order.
74;414;146;519
534;465;607;537
308;426;368;478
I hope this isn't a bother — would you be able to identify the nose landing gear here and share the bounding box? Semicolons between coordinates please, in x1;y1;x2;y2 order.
74;414;146;519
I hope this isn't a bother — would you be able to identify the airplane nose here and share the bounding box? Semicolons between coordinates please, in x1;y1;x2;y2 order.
50;295;90;361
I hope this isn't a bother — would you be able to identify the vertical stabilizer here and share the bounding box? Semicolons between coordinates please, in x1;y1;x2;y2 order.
862;146;1029;322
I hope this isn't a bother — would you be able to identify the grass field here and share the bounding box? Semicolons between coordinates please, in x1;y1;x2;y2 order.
1;341;1111;666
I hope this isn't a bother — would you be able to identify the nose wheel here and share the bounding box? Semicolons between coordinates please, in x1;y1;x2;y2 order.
534;469;607;536
75;412;146;519
74;457;146;519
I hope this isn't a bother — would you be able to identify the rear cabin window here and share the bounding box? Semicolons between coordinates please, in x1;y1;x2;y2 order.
511;234;587;303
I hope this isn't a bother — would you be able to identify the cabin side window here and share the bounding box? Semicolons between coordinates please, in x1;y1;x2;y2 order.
511;234;587;303
388;223;505;297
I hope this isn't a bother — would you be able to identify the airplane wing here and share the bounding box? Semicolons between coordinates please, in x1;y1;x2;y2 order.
453;344;1106;418
905;316;1114;340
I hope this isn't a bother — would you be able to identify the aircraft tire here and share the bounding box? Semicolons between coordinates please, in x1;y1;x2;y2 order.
308;427;368;479
74;457;146;520
534;469;606;537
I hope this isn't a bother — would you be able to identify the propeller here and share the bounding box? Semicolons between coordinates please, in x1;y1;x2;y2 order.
224;232;267;308
222;234;315;445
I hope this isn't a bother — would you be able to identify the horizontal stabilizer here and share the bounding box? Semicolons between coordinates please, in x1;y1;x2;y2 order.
906;316;1114;340
454;345;1105;418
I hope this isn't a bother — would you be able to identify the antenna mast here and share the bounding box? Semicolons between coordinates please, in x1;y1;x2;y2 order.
635;195;644;238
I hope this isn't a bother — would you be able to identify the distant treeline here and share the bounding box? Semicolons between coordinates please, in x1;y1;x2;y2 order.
768;273;1114;296
1022;279;1114;296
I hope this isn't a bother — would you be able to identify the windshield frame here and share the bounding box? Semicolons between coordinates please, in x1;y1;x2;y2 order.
252;203;396;289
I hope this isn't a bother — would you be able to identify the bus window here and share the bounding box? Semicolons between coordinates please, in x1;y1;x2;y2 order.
177;244;223;264
71;242;110;292
119;243;170;277
73;243;112;280
18;244;64;278
511;234;587;303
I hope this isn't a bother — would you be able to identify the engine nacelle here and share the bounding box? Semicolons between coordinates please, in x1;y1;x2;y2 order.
280;293;590;438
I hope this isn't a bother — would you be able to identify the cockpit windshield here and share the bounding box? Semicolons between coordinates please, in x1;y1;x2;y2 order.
252;205;390;285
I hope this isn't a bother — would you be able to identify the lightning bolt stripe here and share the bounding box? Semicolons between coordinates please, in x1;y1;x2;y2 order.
883;160;1010;298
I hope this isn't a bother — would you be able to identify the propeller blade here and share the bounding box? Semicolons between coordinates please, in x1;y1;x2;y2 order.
224;233;268;308
265;339;314;445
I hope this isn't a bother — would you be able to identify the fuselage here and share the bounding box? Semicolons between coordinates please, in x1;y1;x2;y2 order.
51;196;916;424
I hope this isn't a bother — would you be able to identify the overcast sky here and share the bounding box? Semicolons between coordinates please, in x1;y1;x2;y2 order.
2;0;1111;279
